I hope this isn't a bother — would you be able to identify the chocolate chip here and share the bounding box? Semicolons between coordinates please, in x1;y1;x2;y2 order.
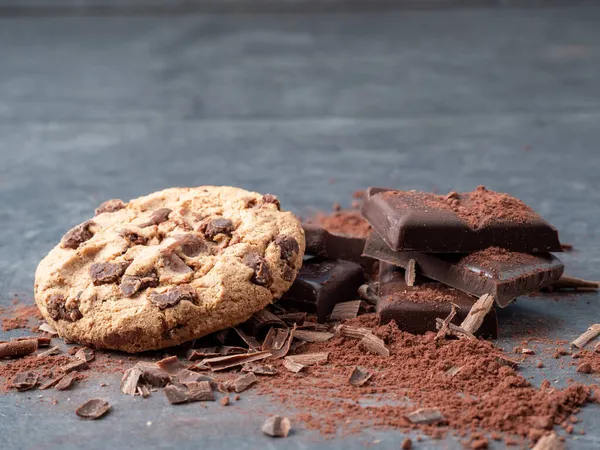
202;218;234;240
282;265;295;282
149;285;197;310
120;271;159;297
173;234;205;257
140;208;172;228
161;251;193;274
118;229;148;246
95;199;126;215
243;197;258;208
61;220;94;249
274;235;299;264
261;194;281;210
76;399;111;420
89;261;131;285
46;294;83;322
243;253;273;287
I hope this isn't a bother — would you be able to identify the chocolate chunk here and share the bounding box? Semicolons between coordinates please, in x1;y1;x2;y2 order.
261;194;281;210
303;224;373;267
149;285;197;310
364;232;564;307
230;373;258;393
241;309;286;338
89;261;130;285
10;371;38;391
160;251;193;274
46;294;83;322
279;259;364;323
348;366;372;387
55;373;76;391
118;229;148;245
75;347;95;362
377;263;498;338
140;208;172;228
120;271;159;297
61;220;94;249
121;368;142;396
135;362;171;387
173;234;205;257
243;253;273;287
62;359;90;373
361;187;562;253
202;218;234;240
274;235;299;264
76;399;110;420
262;416;291;438
95;199;126;215
164;385;190;404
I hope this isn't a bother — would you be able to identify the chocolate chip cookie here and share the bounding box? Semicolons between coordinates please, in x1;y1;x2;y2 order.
34;186;305;352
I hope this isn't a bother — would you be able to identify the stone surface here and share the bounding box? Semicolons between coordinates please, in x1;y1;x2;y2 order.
1;5;600;449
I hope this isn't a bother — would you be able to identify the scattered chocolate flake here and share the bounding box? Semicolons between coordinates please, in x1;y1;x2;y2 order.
242;309;286;337
330;300;362;321
175;369;208;384
39;374;66;390
137;385;151;398
435;319;476;340
404;408;444;425
336;324;371;340
285;352;329;366
121;368;142;396
359;333;389;357
266;325;296;360
261;194;281;210
282;359;305;373
348;366;372;387
118;229;148;246
262;416;291;438
185;381;215;402
37;346;61;357
0;339;38;359
243;253;273;287
435;304;458;340
76;399;110;420
95;199;126;215
242;363;278;376
136;362;171;387
156;356;187;374
358;283;379;305
262;327;290;352
120;271;159;297
522;348;535;355
75;347;95;362
293;330;334;343
495;355;520;369
231;373;258;393
460;294;495;334
202;218;234;240
140;208;172;228
218;346;248;356
10;371;38;391
187;347;220;361
38;322;58;336
532;432;565;450
55;373;76;391
277;312;307;326
89;261;130;285
274;235;300;264
220;396;230;406
201;351;271;372
61;220;94;249
551;275;599;291
164;384;189;404
405;259;416;287
149;285;197;310
571;324;600;349
232;327;262;351
62;359;89;373
445;366;464;378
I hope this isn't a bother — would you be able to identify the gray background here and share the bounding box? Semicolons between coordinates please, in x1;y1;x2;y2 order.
0;4;599;449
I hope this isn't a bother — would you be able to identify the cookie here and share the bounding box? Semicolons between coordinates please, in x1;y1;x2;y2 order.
34;186;305;353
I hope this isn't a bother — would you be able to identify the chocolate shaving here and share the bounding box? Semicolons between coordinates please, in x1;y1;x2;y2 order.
495;355;520;369
329;300;362;321
201;351;271;371
435;304;458;340
242;363;278;376
231;327;262;351
285;352;329;366
75;347;95;362
358;283;379;305
0;339;38;359
445;366;463;378
336;324;371;340
435;318;476;340
39;374;66;390
156;356;187;374
262;416;291;438
532;432;565;450
121;367;142;396
405;259;417;287
460;294;495;334
175;369;208;384
551;275;599;291
10;371;38;391
135;362;172;387
404;408;444;425
55;373;76;391
76;399;110;420
571;324;600;349
293;330;334;343
16;336;52;347
38;322;59;336
242;309;285;338
187;347;220;361
61;359;89;373
348;366;372;387
262;327;290;352
359;334;390;357
38;346;61;357
266;325;296;360
277;312;307;326
231;373;258;393
282;359;305;373
137;385;151;398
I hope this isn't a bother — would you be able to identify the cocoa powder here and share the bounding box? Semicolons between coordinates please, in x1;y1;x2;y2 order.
1;304;43;331
305;211;371;238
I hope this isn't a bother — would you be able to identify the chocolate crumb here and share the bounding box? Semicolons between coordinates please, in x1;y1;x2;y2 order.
577;362;593;374
401;438;412;450
348;366;372;387
220;396;230;406
75;348;95;363
76;399;110;420
404;408;444;425
262;416;291;438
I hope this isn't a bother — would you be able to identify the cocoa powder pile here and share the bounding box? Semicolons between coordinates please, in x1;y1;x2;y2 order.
305;210;371;238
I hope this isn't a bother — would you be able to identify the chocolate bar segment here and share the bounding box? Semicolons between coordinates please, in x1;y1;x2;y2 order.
303;224;372;267
278;258;364;323
361;186;562;253
364;231;564;307
377;263;498;338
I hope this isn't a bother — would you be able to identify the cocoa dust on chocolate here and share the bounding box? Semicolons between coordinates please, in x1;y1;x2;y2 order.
305;211;371;238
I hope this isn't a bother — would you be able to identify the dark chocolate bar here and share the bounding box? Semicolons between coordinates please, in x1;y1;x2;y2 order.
278;258;364;323
303;224;372;267
361;186;562;253
364;231;564;307
377;263;498;338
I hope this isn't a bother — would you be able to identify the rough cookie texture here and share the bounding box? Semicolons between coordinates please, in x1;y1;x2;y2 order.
34;186;305;352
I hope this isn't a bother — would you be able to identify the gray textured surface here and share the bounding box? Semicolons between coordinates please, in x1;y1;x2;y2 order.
1;6;600;449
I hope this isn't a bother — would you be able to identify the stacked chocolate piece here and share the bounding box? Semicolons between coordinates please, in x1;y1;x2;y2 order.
361;186;565;337
283;185;567;339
